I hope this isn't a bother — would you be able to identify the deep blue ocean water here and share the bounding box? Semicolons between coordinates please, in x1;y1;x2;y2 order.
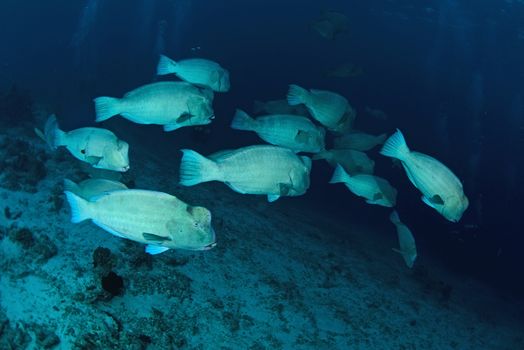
1;1;524;348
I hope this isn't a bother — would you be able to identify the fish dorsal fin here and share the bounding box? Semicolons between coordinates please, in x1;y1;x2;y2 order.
143;233;171;242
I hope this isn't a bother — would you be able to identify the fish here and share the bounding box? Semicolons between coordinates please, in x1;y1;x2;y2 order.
156;55;230;92
179;145;312;202
230;109;325;153
253;99;310;116
313;149;375;175
389;211;417;268
34;114;130;172
326;62;364;78
64;189;216;254
287;84;352;132
329;164;397;207
380;129;469;222
364;106;388;120
334;131;388;151
93;81;214;132
311;11;348;40
63;178;128;200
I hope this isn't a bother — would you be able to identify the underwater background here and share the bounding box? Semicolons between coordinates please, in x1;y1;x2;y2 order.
1;0;524;349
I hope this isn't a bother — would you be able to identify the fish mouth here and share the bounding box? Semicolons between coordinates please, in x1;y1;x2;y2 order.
122;165;130;172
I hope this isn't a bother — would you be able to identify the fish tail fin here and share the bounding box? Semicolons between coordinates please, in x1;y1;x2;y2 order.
230;109;256;131
329;164;351;184
93;96;121;122
34;114;64;149
389;210;401;224
179;149;222;186
63;179;80;195
287;84;309;106
380;129;410;161
64;191;91;223
253;100;265;114
156;54;177;76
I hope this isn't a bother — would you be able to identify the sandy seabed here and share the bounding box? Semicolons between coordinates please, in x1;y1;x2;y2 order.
1;125;523;350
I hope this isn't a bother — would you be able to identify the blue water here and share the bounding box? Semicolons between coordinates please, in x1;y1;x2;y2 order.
1;0;524;348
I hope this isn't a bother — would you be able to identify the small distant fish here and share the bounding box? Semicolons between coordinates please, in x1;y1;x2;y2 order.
34;115;130;172
253;99;309;116
63;178;128;200
64;189;216;254
329;164;397;207
190;46;201;52
287;84;354;133
390;211;417;268
93;81;214;132
326;62;364;78
313;149;375;175
230;109;325;153
380;129;469;222
334;131;387;151
311;11;348;40
364;106;388;120
156;55;230;92
179;145;312;202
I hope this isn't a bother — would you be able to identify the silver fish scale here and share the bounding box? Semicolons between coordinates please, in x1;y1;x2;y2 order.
217;146;306;194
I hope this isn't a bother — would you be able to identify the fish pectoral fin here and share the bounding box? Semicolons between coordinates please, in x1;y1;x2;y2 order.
279;183;292;196
392;248;403;255
176;113;192;123
267;194;280;202
143;232;172;242
430;194;445;205
422;195;444;209
145;245;170;255
373;192;383;200
85;155;103;165
295;130;310;143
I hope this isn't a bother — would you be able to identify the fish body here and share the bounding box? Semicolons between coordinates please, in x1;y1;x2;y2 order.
179;145;312;202
329;165;397;207
390;211;417;268
334;131;387;151
230;109;325;153
156;55;230;92
313;149;375;175
380;129;469;222
64;178;128;200
287;84;350;132
93;81;214;132
253;99;309;116
35;115;129;172
64;189;216;253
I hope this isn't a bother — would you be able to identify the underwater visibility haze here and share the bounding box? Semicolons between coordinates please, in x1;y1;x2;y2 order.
1;0;524;348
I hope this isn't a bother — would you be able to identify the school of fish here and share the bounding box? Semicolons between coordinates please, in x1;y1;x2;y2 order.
34;13;469;267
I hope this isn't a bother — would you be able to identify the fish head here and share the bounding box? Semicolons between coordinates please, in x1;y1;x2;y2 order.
442;194;470;223
217;70;230;92
187;96;214;122
287;162;311;196
98;140;130;172
170;206;216;250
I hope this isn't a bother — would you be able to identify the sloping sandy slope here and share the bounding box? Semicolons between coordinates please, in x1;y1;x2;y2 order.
1;126;523;349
